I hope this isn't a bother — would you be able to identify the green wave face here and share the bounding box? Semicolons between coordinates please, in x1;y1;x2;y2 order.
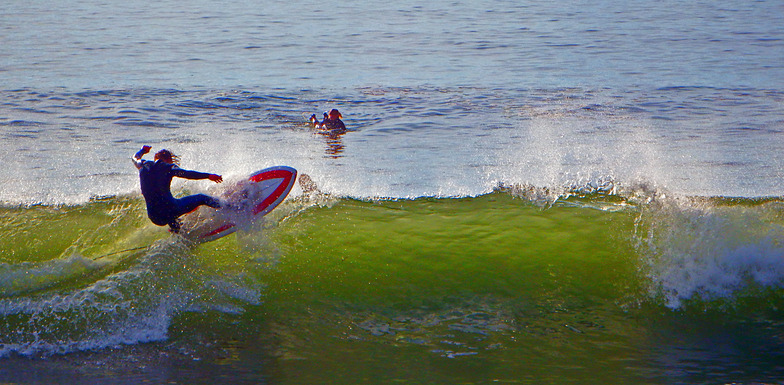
1;192;783;383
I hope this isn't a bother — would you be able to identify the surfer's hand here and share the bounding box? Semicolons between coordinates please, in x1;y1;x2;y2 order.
141;145;152;154
209;174;223;183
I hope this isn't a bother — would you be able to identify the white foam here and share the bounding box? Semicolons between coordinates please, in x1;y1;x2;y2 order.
0;237;262;357
638;198;784;308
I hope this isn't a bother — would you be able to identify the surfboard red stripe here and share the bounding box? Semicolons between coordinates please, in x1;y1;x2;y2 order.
249;169;292;183
201;223;236;239
250;169;295;215
254;184;286;214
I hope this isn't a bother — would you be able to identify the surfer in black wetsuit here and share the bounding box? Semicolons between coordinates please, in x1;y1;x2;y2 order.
309;109;346;131
132;146;223;233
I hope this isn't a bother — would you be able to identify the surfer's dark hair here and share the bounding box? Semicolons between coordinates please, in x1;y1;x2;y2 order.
155;149;180;165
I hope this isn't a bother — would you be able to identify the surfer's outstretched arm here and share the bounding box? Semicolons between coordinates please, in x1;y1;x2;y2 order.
132;145;152;170
171;166;223;183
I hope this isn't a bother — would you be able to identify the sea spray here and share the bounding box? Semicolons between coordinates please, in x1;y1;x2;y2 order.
635;195;784;309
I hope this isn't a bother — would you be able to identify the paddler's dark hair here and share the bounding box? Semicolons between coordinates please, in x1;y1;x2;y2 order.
154;149;180;165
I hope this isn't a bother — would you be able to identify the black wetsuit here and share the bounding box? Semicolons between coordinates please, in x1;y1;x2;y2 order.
322;117;346;131
133;150;220;232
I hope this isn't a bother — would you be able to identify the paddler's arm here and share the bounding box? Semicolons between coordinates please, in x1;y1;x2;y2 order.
171;166;223;183
132;145;152;170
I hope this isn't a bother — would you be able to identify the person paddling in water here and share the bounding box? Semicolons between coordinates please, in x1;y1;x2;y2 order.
133;146;223;233
309;108;346;131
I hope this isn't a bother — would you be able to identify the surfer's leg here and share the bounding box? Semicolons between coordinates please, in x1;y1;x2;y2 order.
147;204;177;228
174;194;222;216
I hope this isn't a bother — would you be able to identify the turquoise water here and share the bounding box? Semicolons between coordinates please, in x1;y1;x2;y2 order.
1;0;783;383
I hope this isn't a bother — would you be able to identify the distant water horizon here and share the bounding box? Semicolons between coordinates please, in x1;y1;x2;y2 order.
2;0;782;91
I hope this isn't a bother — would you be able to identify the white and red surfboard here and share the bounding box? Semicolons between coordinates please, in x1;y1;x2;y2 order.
181;166;297;243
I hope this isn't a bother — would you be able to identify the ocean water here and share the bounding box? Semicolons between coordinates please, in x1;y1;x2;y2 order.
1;0;784;383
